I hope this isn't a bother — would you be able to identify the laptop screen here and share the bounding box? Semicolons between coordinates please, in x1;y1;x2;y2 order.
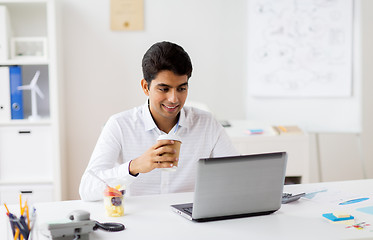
191;152;287;220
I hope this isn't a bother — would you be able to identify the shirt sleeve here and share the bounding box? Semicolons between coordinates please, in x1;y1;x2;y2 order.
79;117;137;201
210;118;239;158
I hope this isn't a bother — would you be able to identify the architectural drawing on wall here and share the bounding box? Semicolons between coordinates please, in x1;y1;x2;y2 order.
248;0;353;97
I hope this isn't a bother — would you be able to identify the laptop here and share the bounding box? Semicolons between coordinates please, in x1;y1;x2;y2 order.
171;152;287;222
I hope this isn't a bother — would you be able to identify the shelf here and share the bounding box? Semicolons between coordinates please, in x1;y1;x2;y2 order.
0;59;49;65
0;0;48;4
0;118;51;126
0;179;53;185
0;0;62;202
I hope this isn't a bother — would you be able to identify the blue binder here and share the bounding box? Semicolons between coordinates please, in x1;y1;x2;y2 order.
9;66;24;119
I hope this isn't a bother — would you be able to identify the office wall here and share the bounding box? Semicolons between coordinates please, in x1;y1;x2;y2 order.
60;0;373;200
360;0;373;178
245;1;360;133
60;0;247;200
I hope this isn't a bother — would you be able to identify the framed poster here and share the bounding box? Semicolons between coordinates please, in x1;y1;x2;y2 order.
111;0;144;31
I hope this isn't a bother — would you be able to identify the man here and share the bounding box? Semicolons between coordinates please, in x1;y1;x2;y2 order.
79;41;237;201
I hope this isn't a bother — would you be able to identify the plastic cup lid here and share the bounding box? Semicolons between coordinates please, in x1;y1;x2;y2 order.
157;134;182;143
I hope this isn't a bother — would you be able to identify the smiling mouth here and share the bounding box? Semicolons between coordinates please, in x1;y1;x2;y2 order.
163;104;179;111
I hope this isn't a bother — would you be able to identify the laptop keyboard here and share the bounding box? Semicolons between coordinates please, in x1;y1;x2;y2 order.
183;207;193;215
282;192;305;204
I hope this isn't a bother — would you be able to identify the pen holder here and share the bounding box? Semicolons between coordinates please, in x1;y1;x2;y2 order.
7;213;35;240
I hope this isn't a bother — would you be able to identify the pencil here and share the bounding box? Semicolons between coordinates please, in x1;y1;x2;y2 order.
3;203;10;214
21;204;25;215
19;193;22;213
13;228;19;240
20;204;27;240
19;193;24;240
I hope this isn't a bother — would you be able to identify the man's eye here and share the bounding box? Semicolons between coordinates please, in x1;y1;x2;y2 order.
178;87;187;92
159;88;168;92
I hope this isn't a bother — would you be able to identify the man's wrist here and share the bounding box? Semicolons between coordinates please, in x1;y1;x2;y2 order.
129;160;139;177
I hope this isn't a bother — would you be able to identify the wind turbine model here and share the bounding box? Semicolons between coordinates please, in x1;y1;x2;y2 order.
17;70;45;120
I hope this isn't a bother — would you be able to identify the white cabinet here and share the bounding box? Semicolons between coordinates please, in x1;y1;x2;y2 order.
310;133;365;182
225;120;310;183
0;0;62;203
0;126;53;182
0;183;53;205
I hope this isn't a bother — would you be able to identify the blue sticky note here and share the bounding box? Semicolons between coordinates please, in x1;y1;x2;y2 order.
356;206;373;215
322;213;354;222
247;129;264;134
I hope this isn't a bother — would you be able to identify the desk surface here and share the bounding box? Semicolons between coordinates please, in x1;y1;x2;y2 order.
2;179;373;240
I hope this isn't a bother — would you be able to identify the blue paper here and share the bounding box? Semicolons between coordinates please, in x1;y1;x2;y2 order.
339;197;369;205
303;189;327;199
356;206;373;215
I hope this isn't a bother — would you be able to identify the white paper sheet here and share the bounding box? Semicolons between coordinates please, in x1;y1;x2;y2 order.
248;0;353;97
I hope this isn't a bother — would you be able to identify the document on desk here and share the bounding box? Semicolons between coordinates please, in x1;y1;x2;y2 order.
356;206;373;215
303;188;372;207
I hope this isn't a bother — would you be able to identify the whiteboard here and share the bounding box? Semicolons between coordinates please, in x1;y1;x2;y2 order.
248;0;353;97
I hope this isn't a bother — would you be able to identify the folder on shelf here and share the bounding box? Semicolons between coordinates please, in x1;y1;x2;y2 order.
9;66;24;119
273;125;303;135
0;5;11;61
0;66;11;121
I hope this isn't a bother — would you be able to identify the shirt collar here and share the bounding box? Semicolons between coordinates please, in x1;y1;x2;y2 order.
178;106;187;130
143;99;157;131
142;99;189;132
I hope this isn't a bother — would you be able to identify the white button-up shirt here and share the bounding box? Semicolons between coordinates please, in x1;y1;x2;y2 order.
79;101;238;201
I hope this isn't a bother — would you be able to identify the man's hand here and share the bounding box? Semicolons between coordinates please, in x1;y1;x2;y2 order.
129;140;178;175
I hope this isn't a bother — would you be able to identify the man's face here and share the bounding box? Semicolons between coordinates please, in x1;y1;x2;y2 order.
142;70;189;124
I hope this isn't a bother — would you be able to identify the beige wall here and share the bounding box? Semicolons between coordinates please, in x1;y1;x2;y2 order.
361;0;373;178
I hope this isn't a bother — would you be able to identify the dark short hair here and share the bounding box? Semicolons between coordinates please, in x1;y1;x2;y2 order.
142;41;193;86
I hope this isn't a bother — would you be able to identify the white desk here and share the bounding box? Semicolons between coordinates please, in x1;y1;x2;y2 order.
2;179;373;240
225;120;310;183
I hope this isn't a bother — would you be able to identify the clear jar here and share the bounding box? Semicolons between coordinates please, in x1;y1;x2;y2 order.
104;195;124;217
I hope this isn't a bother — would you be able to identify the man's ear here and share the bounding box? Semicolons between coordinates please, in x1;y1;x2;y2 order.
141;79;149;96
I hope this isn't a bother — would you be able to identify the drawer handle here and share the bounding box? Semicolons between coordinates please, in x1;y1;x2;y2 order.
18;131;31;134
20;190;33;194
